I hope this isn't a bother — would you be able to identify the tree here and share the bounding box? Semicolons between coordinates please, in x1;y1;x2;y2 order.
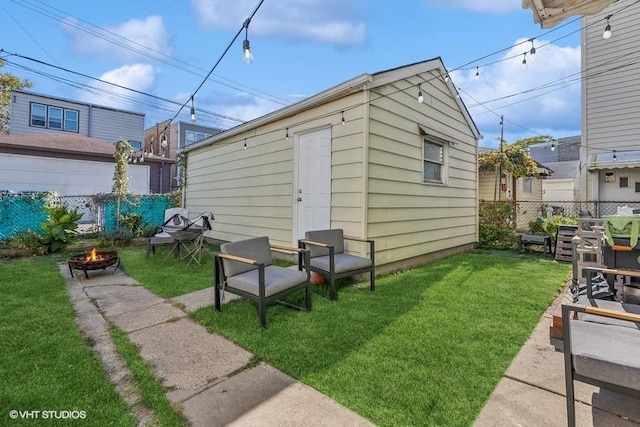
0;59;33;134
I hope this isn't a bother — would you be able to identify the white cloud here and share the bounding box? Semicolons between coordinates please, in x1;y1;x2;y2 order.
190;0;366;45
424;0;520;13
62;16;172;60
455;39;581;146
76;64;158;113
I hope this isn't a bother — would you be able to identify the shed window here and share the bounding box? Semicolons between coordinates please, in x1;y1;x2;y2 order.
423;140;444;183
620;176;629;188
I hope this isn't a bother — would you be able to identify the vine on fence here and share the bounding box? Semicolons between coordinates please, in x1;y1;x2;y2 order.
478;200;518;250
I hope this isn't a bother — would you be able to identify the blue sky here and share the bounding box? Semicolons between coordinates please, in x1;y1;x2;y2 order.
1;0;588;148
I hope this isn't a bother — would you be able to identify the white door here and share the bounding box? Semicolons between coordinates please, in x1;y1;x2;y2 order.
295;128;331;240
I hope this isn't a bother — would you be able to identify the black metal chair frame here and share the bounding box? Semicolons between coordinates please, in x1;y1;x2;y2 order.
214;244;312;327
562;302;640;427
298;235;375;301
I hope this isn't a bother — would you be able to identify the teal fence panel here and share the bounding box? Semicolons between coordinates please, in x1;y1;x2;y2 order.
0;194;48;239
103;195;175;233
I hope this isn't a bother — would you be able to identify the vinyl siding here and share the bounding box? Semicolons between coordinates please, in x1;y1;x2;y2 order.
583;0;640;199
185;93;366;246
366;70;478;266
9;91;144;144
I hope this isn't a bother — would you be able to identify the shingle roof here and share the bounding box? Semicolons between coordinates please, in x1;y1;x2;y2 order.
0;134;115;158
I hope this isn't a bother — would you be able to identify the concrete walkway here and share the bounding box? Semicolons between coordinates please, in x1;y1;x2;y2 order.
60;265;372;427
474;289;640;427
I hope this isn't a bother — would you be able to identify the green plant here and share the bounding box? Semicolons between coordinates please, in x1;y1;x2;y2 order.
9;230;47;255
40;205;83;253
478;201;518;249
528;215;578;240
104;227;134;246
118;213;144;237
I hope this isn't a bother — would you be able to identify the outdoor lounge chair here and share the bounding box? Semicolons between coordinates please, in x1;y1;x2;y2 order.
298;229;374;301
145;207;189;256
165;212;214;266
561;302;640;427
214;236;312;327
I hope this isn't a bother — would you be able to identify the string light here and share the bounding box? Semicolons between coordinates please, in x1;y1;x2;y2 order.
521;52;527;70
528;38;536;61
190;95;196;123
285;128;289;140
242;18;253;64
474;67;480;81
603;14;612;39
341;111;345;125
551;141;555;151
613;150;617;161
417;84;424;103
243;139;247;149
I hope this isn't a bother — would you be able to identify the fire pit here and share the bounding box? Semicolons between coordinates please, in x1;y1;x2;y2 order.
68;248;120;278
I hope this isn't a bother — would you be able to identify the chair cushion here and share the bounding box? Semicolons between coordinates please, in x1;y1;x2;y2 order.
576;297;640;329
148;232;175;246
220;236;273;277
570;319;640;391
305;229;345;257
226;266;307;297
310;253;372;274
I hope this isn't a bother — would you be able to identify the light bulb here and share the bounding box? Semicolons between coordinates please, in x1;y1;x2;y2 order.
474;67;479;81
521;53;527;70
417;91;424;103
603;23;612;39
551;143;555;152
243;39;253;63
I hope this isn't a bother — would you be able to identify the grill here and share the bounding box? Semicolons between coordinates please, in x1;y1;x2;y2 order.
68;249;119;278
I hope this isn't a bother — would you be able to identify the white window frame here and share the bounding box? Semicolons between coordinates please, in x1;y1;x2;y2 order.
29;102;79;132
48;106;63;129
423;138;447;184
64;109;79;132
30;103;46;127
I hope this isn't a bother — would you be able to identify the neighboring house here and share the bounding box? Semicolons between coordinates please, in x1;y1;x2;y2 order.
529;135;581;204
9;90;144;148
182;57;481;273
144;120;222;191
581;0;640;204
4;90;174;194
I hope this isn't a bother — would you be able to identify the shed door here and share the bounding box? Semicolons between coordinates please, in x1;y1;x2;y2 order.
295;128;331;240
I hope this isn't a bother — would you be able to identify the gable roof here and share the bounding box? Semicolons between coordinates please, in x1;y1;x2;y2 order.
184;57;481;152
522;0;618;28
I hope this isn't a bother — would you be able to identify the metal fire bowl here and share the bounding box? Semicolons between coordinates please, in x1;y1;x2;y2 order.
68;251;119;278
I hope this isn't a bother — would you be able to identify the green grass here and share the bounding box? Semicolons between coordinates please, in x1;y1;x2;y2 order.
116;244;218;297
0;256;136;426
189;252;570;427
109;327;188;427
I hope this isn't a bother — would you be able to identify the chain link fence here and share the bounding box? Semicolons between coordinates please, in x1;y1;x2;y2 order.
0;193;176;240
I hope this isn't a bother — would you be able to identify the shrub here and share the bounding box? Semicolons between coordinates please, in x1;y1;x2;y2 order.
9;230;47;255
40;205;83;253
478;201;518;249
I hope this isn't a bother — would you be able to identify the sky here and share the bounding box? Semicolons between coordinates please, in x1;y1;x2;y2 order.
0;0;591;148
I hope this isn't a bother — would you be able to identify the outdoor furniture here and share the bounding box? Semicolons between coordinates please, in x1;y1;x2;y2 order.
518;234;553;255
298;229;374;301
145;207;189;256
214;236;312;327
166;212;214;266
561;302;640;427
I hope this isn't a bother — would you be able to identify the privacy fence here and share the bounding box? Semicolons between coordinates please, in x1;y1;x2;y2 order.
0;193;176;240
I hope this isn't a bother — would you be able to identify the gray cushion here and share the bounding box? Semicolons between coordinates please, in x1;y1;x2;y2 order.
305;229;345;257
310;253;372;274
221;236;273;277
576;297;640;329
148;232;175;245
570;319;640;391
226;266;307;297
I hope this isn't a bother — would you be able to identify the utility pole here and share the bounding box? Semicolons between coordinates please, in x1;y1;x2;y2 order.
495;115;504;201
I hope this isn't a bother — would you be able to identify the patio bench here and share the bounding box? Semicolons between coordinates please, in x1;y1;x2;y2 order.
518;234;553;255
561;302;640;427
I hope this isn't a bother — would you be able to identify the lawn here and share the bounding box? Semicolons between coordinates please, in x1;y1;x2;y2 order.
188;252;570;426
1;248;570;427
0;256;136;426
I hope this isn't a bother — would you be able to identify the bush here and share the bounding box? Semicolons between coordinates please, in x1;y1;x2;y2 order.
528;215;578;240
9;230;47;255
478;201;518;249
40;205;83;253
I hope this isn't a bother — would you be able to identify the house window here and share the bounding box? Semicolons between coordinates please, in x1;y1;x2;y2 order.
30;103;46;127
636;182;640;193
48;107;63;129
185;130;211;147
620;176;629;188
29;102;79;132
64;110;79;132
423;139;444;183
523;177;533;193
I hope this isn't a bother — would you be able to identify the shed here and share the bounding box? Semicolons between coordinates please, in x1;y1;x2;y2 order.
183;57;481;273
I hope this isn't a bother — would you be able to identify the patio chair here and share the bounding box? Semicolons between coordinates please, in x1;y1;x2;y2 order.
561;302;640;427
166;212;214;266
145;207;189;256
298;229;375;301
214;236;312;327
